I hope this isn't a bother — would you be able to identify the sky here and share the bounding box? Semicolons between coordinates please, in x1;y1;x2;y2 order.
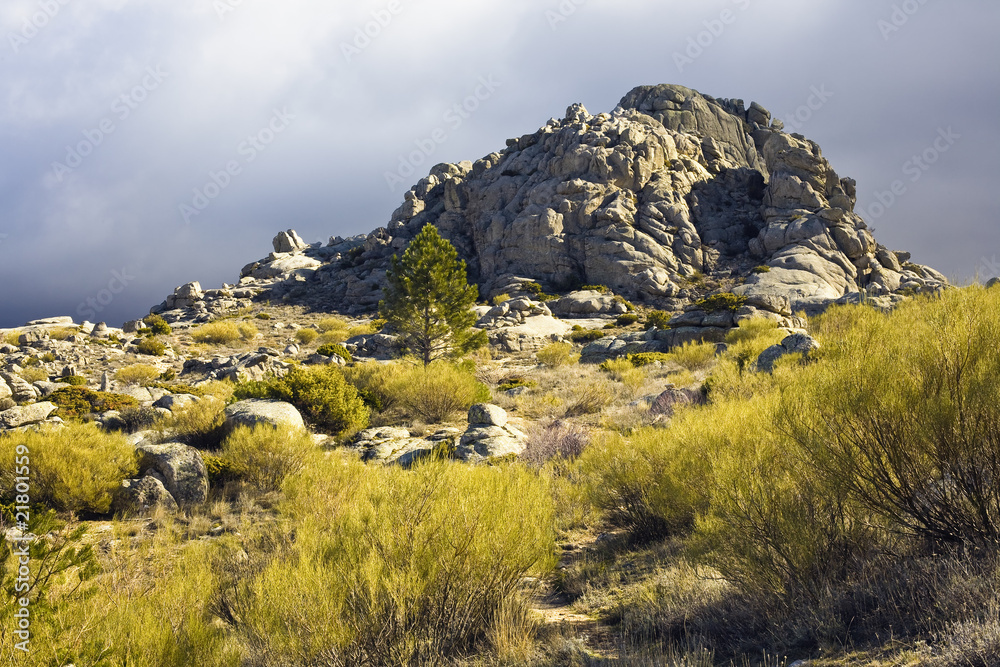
0;0;997;328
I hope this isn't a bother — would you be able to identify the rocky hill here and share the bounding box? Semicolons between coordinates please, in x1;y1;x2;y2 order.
177;83;944;323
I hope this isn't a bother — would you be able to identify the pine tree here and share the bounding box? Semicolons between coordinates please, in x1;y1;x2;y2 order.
379;224;487;365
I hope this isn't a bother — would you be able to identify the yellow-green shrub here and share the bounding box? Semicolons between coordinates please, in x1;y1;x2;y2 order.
665;340;717;371
116;363;160;386
600;358;646;396
394;361;491;422
233;366;369;435
191;321;241;345
343;361;402;413
316;316;349;333
236;321;258;341
0;423;137;514
294;328;318;345
222;424;317;493
537;342;578;368
19;366;48;383
157;397;228;449
223;458;556;665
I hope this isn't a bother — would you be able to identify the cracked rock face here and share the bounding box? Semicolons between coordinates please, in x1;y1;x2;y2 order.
169;83;946;317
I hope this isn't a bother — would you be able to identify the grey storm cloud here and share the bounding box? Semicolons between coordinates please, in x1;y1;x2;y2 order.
0;0;997;327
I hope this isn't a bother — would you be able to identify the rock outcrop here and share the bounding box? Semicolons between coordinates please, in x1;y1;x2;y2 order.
196;84;944;322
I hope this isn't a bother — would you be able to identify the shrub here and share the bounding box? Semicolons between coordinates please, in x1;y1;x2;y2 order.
616;313;639;326
293;328;318;345
645;310;672;329
144;314;172;336
156;398;228;449
58;375;88;386
752;265;771;274
627;352;673;367
564;380;617;416
40;352;56;363
115;364;161;387
236;322;258;341
255;312;272;320
492;293;510;305
222;458;555;665
222;424;317;493
0;423;137;514
521;421;591;467
203;454;237;486
395;361;491;423
49;387;139;419
666;341;718;372
569;329;606;344
600;358;647;395
537;342;579;368
581;285;610;293
20;367;48;382
107;406;161;434
696;293;747;313
497;377;537;392
316;343;352;363
342;361;401;413
191;321;241;345
234;365;369;435
317;329;349;345
135;337;166;356
316;316;350;333
48;326;79;341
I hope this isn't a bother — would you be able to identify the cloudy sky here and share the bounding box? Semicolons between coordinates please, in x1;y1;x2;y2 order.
1;0;997;328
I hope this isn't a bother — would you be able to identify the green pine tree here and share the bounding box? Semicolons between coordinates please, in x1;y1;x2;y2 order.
379;224;487;365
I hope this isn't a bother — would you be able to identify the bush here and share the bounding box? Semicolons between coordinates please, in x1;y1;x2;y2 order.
497;377;537;392
316;316;349;333
234;365;369;435
564;380;616;416
116;364;161;387
203;454;237;486
156;398;228;449
222;424;317;493
255;312;272;320
20;367;48;383
0;423;137;514
317;329;349;345
569;329;606;344
191;321;241;345
47;326;79;341
395;361;491;423
135;337;166;356
616;313;639;327
492;293;510;305
107;406;161;434
666;341;718;372
537;342;579;368
342;361;401;414
752;265;771;274
627;352;673;367
49;387;139;419
293;328;318;345
144;314;172;336
645;310;672;330
58;375;88;386
316;343;352;363
236;322;258;341
521;421;591;467
696;293;747;313
222;458;555;665
581;285;610;293
600;358;647;395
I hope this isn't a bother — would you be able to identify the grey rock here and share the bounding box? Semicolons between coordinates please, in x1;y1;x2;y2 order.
272;229;309;253
224;399;306;431
0;373;38;403
136;443;208;508
987;277;1000;289
348;427;435;466
0;378;10;401
650;387;704;417
756;333;821;373
468;403;508;427
111;476;179;516
0;402;58;429
153;394;200;411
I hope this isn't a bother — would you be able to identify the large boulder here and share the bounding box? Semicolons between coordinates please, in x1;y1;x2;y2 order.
756;333;821;373
550;291;626;317
0;378;10;401
272;229;309;253
111;476;179;516
456;404;526;462
153;394;200;411
348;427;435;466
136;443;208;508
0;402;57;429
0;374;39;403
224;399;306;431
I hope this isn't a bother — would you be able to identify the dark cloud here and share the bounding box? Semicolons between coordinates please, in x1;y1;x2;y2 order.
1;0;997;327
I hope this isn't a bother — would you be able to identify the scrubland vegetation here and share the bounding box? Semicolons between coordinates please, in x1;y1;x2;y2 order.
5;286;1000;665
